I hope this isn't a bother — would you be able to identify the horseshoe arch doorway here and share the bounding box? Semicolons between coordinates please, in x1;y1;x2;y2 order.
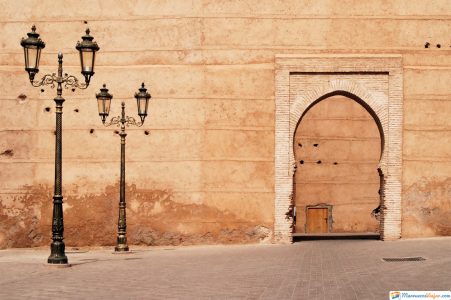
293;92;383;235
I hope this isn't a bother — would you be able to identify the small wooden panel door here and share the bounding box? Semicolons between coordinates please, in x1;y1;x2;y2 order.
307;208;328;233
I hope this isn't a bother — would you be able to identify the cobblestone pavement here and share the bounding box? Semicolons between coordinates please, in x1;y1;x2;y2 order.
0;238;450;299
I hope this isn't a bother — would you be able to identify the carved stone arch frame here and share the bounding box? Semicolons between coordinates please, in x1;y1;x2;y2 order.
274;55;403;243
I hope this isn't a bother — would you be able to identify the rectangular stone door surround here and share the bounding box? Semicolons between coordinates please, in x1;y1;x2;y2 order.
274;54;403;243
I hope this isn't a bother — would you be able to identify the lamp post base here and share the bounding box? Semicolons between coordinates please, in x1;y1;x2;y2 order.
48;241;68;264
114;244;129;252
115;234;129;252
46;262;72;268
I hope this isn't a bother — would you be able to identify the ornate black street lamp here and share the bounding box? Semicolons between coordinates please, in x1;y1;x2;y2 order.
20;25;99;265
95;83;151;252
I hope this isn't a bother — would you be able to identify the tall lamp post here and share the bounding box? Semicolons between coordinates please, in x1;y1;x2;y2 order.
95;83;151;252
20;25;99;264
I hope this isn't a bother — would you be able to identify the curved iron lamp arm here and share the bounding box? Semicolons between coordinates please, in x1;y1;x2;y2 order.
31;73;89;90
103;116;122;127
30;73;57;88
103;116;143;128
124;116;143;127
63;74;88;90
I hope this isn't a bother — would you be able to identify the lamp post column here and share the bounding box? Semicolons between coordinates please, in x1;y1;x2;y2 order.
116;102;129;252
48;53;67;264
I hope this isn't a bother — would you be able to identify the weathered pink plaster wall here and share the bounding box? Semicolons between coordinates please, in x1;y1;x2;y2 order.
0;0;450;248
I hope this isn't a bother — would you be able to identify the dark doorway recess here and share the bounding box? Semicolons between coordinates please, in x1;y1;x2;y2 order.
293;232;380;242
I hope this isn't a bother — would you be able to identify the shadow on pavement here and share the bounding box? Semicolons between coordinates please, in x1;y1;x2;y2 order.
293;233;380;242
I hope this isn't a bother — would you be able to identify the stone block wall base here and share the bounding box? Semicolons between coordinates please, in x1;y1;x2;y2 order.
274;232;293;244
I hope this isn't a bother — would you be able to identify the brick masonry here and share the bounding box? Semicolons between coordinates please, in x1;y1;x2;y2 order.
274;55;403;243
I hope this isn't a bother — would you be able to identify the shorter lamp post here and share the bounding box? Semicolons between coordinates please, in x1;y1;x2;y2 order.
95;83;151;252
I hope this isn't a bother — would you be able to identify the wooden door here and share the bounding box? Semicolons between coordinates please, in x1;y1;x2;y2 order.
306;208;328;233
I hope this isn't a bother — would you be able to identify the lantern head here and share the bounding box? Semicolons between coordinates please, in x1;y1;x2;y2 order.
76;28;99;85
96;84;113;123
134;83;151;123
20;25;45;82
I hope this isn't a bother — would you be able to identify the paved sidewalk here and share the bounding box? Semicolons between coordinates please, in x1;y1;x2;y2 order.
0;238;450;299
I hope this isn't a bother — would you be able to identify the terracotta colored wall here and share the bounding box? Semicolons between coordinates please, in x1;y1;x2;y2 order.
0;0;450;248
294;95;381;233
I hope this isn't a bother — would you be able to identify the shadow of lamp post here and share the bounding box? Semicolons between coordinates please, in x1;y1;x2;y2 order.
20;25;99;265
95;83;151;252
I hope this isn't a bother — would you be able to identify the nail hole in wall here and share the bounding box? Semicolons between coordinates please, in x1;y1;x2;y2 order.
436;44;441;48
298;143;302;147
313;143;319;147
40;89;45;93
44;107;51;112
0;149;14;157
74;108;79;113
424;42;430;48
299;160;304;164
144;130;150;135
90;129;94;134
317;160;322;164
17;94;27;102
114;130;119;134
334;162;338;165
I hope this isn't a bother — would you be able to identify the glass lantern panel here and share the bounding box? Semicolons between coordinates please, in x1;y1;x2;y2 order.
81;50;94;73
91;52;96;71
104;98;111;115
97;98;104;115
97;97;112;116
137;98;147;115
25;46;38;69
36;47;41;69
23;48;28;69
145;97;150;114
